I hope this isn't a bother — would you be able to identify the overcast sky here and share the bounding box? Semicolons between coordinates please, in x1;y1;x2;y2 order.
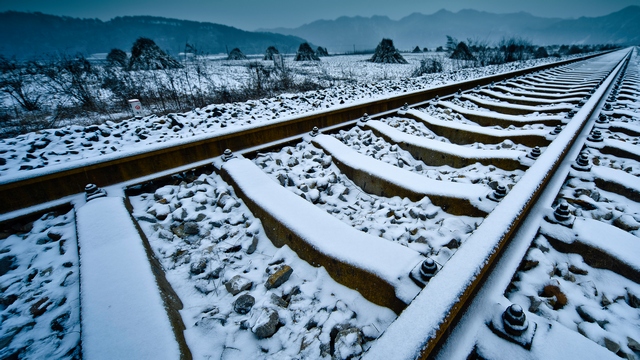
1;0;639;31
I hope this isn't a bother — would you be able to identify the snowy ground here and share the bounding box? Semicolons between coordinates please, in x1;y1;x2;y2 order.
2;50;639;360
0;208;81;359
0;53;585;179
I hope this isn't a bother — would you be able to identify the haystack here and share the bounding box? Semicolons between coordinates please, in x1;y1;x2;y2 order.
129;38;182;70
294;43;320;61
369;39;408;64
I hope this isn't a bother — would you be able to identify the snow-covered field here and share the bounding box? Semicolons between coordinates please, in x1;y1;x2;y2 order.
2;50;640;360
0;53;584;180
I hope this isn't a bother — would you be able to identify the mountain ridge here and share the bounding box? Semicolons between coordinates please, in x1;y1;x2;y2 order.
0;11;309;59
262;6;640;53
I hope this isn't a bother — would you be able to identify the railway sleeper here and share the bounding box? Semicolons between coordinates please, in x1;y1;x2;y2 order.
364;120;530;171
437;101;565;128
403;109;552;147
216;156;424;314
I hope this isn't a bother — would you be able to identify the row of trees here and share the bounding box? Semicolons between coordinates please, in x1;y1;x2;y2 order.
0;38;330;137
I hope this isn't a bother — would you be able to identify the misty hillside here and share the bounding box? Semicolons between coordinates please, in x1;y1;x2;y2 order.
265;7;640;53
0;12;309;59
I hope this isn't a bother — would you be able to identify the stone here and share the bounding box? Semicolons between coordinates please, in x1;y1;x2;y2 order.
265;265;293;289
183;222;199;235
270;293;288;308
569;264;588;275
333;327;364;360
247;236;258;255
0;255;17;276
576;305;596;323
190;259;207;275
604;337;621;353
541;284;567;310
225;275;253;295
601;293;612;307
614;215;640;231
520;260;539;271
627;337;640;351
233;294;255;314
252;308;280;338
627;288;640;308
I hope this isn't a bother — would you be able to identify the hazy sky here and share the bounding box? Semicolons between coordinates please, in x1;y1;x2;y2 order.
1;0;639;31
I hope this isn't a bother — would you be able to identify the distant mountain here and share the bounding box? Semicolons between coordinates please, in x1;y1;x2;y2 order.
0;12;309;59
263;7;640;53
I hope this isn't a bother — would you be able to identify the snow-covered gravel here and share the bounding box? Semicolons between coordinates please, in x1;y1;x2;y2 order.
128;171;396;359
0;209;80;359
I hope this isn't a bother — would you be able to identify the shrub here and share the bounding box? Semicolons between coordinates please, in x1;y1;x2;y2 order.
294;43;319;61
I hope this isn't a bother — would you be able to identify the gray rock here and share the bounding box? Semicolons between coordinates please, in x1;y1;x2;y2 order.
614;215;640;231
334;327;364;359
233;294;255;314
576;305;596;323
247;236;258;255
252;308;279;338
627;288;640;308
190;259;207;275
604;337;620;353
627;336;640;351
270;293;288;308
265;265;293;289
225;275;253;295
183;222;199;235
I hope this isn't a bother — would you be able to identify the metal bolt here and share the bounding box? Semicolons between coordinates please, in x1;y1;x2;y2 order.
455;89;462;97
588;129;603;142
419;258;437;281
566;110;576;119
604;103;612;111
589;88;596;94
552;125;563;135
579;98;587;106
554;200;572;222
221;149;236;162
529;146;541;158
361;113;369;122
503;304;529;336
490;81;495;88
85;183;106;201
596;114;609;123
401;103;409;111
576;152;590;167
309;126;320;137
493;185;507;200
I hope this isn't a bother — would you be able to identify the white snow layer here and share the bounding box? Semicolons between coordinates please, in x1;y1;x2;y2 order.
220;157;424;304
76;197;180;360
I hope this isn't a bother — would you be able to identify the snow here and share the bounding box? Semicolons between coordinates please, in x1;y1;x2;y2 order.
0;208;81;359
0;53;593;180
2;47;638;360
128;170;398;359
540;218;640;275
364;120;529;167
311;134;495;214
406;108;552;139
439;100;564;125
220;157;424;304
364;49;629;360
76;196;180;360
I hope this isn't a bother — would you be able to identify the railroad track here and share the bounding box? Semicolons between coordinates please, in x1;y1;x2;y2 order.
1;48;639;359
